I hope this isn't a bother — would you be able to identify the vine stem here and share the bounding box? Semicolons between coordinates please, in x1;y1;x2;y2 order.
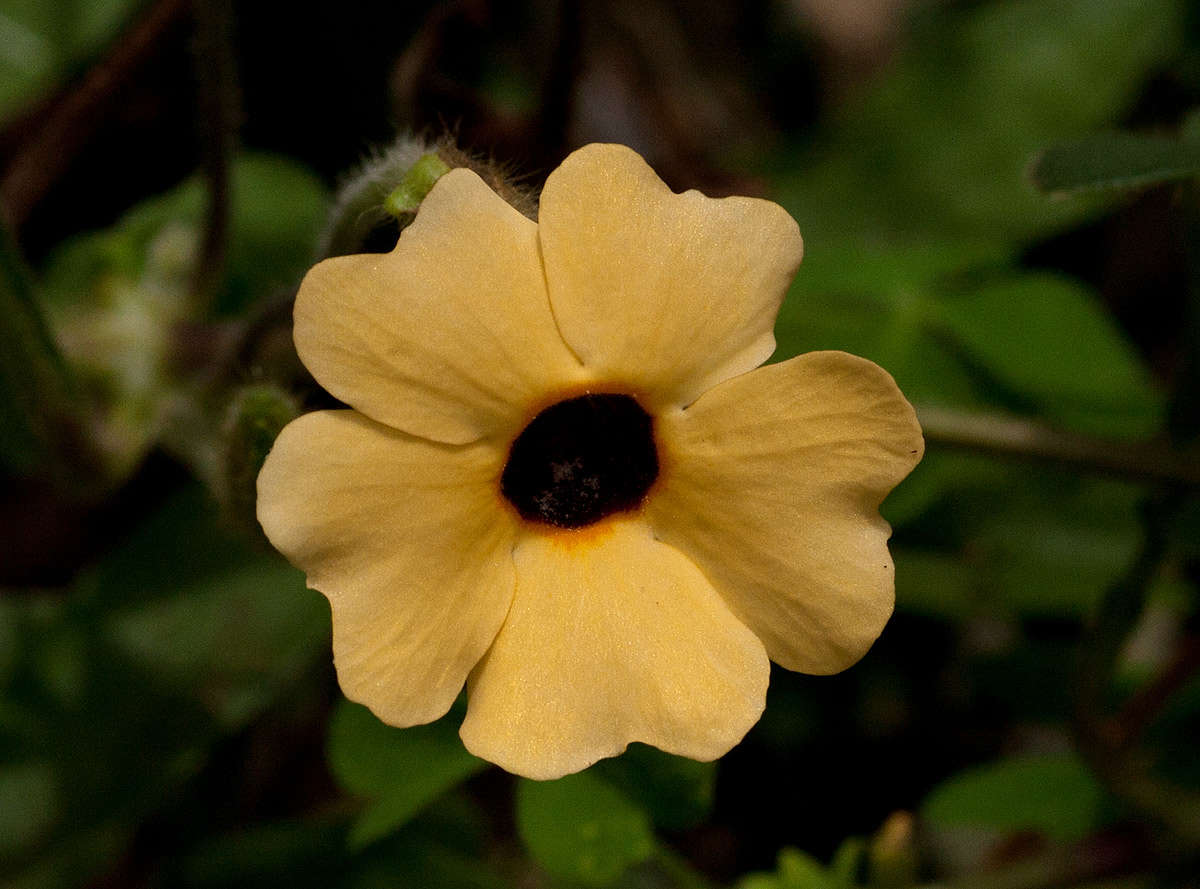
915;404;1200;486
189;0;239;312
1073;490;1200;846
0;0;188;229
1110;635;1200;751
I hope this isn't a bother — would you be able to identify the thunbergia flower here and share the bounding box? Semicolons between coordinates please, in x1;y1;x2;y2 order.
257;143;923;780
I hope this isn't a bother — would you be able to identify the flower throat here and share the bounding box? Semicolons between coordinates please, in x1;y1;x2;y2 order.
501;394;659;529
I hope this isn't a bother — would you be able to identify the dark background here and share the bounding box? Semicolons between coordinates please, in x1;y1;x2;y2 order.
2;1;1199;887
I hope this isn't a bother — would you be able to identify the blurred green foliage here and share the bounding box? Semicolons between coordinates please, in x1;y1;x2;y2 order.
0;0;144;125
770;0;1183;242
737;841;874;889
1;487;327;887
327;699;486;850
920;753;1106;843
0;227;73;477
22;153;327;478
517;771;655;885
3;0;1200;886
38;152;327;321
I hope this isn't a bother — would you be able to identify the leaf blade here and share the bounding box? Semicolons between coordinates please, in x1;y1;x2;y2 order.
1030;133;1200;197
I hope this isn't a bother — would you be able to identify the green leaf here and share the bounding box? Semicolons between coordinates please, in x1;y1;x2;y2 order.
0;634;208;887
92;484;260;599
104;558;328;728
935;274;1164;438
970;507;1138;618
118;152;330;316
516;770;655;885
326;699;486;849
962;474;1147;618
828;838;866;889
892;547;978;620
881;451;1008;528
592;744;716;830
735;848;831;889
0;2;57;125
921;753;1105;842
786;241;1007;300
777;242;993;408
776;242;1005;523
1;821;131;889
898;470;1159;620
0;598;18;687
1030;132;1200;196
93;486;329;728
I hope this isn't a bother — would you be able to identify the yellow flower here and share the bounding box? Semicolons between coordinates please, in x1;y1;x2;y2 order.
257;143;923;780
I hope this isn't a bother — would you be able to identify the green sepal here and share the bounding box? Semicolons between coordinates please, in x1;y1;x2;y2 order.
383;153;453;218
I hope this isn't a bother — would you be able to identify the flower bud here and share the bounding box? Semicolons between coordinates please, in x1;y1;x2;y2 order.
868;811;917;889
221;383;299;533
320;136;537;258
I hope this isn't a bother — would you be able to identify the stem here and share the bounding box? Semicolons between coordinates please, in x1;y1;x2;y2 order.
0;0;188;229
921;846;1148;889
533;0;581;162
1110;636;1200;751
189;0;239;312
1068;176;1200;850
916;405;1200;487
1075;494;1176;730
1171;182;1200;443
1073;491;1200;846
0;225;97;487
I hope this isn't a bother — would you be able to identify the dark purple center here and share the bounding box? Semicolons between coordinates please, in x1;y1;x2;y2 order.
501;394;659;528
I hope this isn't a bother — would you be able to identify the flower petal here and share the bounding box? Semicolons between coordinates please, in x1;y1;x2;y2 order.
537;143;803;410
459;520;769;780
257;409;518;725
645;351;924;674
294;169;585;445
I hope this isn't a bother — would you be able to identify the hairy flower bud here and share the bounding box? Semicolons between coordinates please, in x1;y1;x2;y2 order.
222;383;299;533
320;136;536;258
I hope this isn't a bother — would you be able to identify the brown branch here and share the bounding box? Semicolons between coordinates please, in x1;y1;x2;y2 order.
917;404;1200;487
1111;635;1200;751
1072;491;1200;845
0;0;189;230
189;0;239;312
